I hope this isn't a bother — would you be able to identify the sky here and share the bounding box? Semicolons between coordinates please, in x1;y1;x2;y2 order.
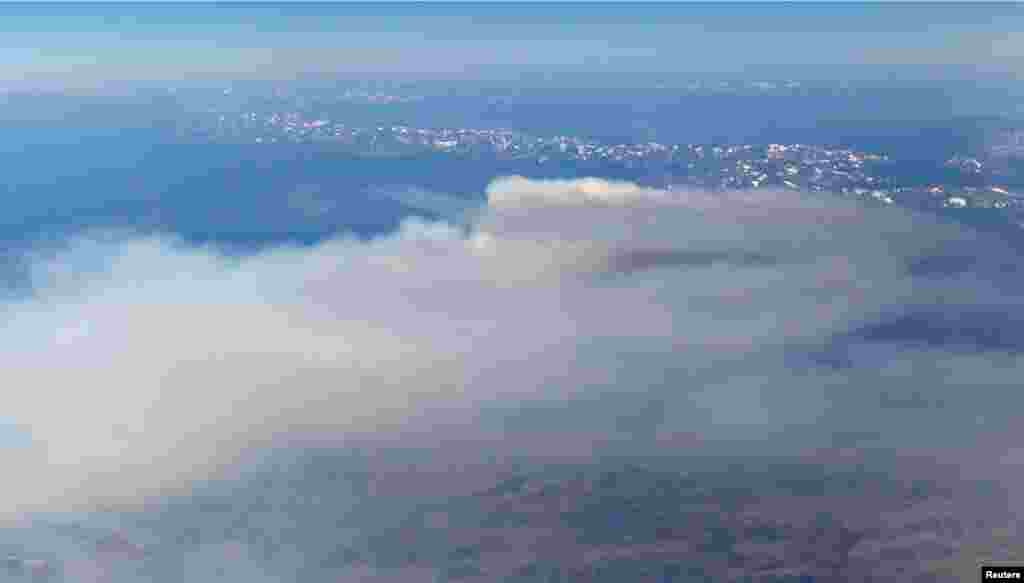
0;3;1022;86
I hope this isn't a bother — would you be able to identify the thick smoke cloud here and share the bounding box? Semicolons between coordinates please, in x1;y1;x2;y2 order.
1;176;1023;579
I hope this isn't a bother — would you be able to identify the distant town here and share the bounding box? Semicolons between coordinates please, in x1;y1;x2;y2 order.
175;104;1024;223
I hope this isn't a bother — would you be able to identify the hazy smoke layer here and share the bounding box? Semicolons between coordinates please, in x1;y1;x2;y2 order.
2;176;1023;579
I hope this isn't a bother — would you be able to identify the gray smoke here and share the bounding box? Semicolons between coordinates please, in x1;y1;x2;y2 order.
1;176;1022;580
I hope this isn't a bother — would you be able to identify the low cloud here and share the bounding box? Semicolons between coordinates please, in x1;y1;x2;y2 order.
2;176;1023;578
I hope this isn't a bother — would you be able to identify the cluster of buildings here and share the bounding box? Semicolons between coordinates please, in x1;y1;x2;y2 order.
944;155;984;174
180;110;1022;217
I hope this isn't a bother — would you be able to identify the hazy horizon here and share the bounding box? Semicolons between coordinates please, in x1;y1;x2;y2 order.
1;3;1022;89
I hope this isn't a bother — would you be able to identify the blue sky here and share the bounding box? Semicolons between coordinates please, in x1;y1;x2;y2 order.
0;3;1021;86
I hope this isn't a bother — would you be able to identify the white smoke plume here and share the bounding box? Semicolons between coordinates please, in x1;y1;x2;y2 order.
1;176;1022;580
